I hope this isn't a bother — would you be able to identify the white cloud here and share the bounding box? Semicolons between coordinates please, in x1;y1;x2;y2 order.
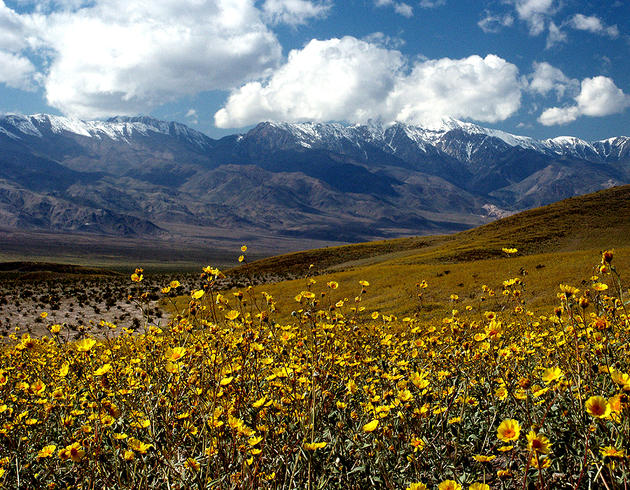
538;76;630;125
478;12;514;33
215;37;405;127
487;0;561;41
512;0;555;35
568;14;619;38
362;31;406;49
9;0;94;13
185;108;198;124
537;105;579;125
545;21;566;48
374;0;413;17
3;0;283;118
261;0;332;26
41;0;283;118
0;49;38;89
0;0;32;51
387;54;522;125
503;4;620;45
419;0;446;7
576;76;630;116
394;3;413;17
528;62;577;98
215;37;523;128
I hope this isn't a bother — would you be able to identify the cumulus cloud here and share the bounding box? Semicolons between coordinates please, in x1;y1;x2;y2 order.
0;49;38;89
215;37;523;128
576;77;630;116
483;1;559;43
478;12;514;33
393;3;413;17
1;0;283;118
374;0;413;17
387;54;522;125
528;62;577;98
537;106;579;126
502;4;619;46
41;0;284;118
568;14;619;38
0;2;40;89
538;76;630;125
261;0;332;26
215;37;405;127
0;0;32;51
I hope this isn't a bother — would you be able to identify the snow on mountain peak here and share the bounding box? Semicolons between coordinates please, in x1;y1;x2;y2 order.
2;114;43;137
2;113;628;164
249;118;624;162
0;113;213;151
257;118;552;159
541;136;598;158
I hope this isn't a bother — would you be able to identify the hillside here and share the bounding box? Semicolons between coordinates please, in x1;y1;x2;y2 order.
231;185;630;274
227;185;630;320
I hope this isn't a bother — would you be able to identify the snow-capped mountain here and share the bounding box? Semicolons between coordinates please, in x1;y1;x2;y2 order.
239;119;630;165
3;113;628;165
0;113;215;152
1;113;629;245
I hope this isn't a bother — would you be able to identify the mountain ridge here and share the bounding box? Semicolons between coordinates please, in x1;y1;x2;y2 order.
4;113;629;162
1;113;629;254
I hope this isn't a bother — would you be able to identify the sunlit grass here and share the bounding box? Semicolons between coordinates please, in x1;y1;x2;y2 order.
235;248;630;324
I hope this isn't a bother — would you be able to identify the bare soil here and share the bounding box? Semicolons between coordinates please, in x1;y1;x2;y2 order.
0;265;202;340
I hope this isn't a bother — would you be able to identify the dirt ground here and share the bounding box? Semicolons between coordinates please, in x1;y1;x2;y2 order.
0;270;202;341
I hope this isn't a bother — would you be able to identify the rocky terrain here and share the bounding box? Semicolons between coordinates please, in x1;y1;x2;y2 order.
1;114;629;256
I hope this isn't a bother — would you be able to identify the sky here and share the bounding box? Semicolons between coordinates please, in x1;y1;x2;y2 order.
0;0;628;141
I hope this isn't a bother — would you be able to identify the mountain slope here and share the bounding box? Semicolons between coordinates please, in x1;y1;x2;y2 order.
1;114;629;253
229;184;630;278
227;185;630;322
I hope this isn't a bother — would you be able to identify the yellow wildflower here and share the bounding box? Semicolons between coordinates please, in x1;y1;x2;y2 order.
585;396;610;418
438;480;462;490
75;338;97;352
128;437;153;454
94;364;112;376
303;442;327;450
497;419;521;442
165;347;187;362
469;484;490;490
600;446;625;458
37;445;56;459
527;430;551;454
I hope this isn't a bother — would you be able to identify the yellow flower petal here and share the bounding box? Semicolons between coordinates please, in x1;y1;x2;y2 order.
363;420;379;432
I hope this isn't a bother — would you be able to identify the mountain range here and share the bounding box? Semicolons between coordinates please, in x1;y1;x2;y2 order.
1;113;629;251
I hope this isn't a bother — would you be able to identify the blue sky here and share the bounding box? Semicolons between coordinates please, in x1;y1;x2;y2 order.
0;0;628;140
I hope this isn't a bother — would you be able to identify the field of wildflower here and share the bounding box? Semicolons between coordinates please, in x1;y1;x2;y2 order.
1;247;629;489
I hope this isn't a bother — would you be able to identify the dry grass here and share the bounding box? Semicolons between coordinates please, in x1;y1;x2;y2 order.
222;185;630;322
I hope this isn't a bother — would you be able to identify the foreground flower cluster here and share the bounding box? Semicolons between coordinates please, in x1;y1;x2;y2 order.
0;250;629;488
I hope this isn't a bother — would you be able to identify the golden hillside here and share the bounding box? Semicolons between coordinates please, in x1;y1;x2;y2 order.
229;185;630;320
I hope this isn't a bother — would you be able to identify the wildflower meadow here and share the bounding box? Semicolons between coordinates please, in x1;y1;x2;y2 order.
0;248;629;488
